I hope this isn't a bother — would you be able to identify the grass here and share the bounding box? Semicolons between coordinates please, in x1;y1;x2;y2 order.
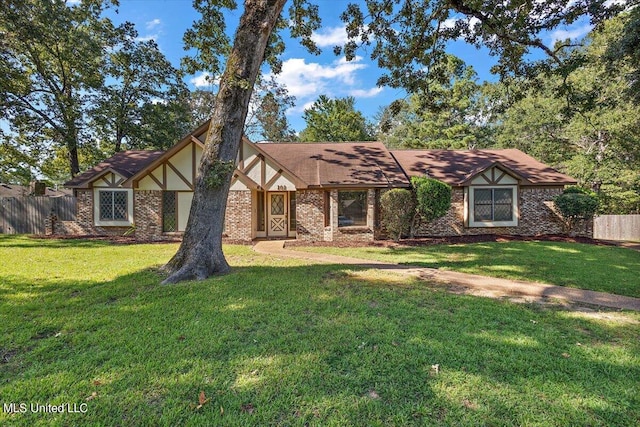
294;241;640;298
0;235;639;426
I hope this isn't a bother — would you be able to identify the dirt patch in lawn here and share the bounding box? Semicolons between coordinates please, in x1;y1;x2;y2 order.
285;234;615;249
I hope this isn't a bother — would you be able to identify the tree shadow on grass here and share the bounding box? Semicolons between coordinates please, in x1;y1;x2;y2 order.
0;262;639;426
370;241;640;297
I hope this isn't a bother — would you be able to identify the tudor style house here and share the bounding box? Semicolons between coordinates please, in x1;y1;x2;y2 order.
62;122;577;241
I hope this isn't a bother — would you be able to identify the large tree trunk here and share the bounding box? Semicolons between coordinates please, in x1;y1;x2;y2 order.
162;0;287;284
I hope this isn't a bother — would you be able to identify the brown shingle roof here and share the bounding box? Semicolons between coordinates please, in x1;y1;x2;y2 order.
64;150;164;188
257;142;410;188
390;149;576;186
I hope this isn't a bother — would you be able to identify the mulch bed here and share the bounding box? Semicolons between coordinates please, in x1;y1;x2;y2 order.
31;233;613;248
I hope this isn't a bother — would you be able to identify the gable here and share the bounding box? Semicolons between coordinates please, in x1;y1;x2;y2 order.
137;140;202;191
230;140;297;191
468;166;519;186
91;171;127;188
64;150;164;189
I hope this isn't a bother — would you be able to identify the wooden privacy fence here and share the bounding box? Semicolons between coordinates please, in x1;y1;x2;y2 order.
594;215;640;241
0;196;76;235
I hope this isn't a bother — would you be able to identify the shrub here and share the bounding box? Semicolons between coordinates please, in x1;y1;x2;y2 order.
554;187;599;233
412;177;452;222
380;188;416;241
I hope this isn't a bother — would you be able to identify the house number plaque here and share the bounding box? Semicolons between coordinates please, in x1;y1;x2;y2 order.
277;185;287;190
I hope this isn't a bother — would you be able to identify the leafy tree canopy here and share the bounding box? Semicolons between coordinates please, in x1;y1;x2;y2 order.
338;0;624;91
379;55;490;149
299;95;374;142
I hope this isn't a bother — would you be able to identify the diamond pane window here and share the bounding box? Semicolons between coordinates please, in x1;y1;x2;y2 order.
163;191;177;232
473;189;493;222
493;188;513;221
113;191;127;220
473;188;513;222
271;194;284;215
99;190;128;221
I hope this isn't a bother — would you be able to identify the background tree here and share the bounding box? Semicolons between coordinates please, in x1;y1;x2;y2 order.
380;56;487;149
245;75;297;141
299;95;374;141
90;38;190;152
493;13;640;213
187;89;218;128
605;7;640;104
0;0;121;177
0;132;38;185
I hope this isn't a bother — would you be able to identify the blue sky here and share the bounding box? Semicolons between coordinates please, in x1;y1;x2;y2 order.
106;0;593;133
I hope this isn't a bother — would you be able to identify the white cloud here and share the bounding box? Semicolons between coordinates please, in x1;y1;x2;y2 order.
146;19;161;30
311;25;349;48
135;34;158;42
190;72;220;88
349;87;383;98
269;56;367;99
549;24;591;45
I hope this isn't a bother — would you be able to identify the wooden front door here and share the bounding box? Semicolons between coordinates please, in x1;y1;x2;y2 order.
268;192;287;237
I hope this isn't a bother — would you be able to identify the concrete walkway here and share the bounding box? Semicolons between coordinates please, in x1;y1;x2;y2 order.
253;240;640;311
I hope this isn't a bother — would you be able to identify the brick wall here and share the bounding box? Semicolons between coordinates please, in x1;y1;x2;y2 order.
413;186;574;237
296;190;326;241
295;189;378;242
134;190;163;241
53;190;130;237
225;190;252;241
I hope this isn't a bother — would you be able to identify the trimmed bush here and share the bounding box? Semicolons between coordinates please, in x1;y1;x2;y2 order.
380;188;416;241
554;187;599;233
412;177;452;222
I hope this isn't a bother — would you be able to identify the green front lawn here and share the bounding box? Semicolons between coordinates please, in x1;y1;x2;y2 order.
294;240;640;298
1;236;639;426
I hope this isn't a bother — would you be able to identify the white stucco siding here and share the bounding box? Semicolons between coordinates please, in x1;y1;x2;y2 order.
165;145;194;191
137;174;161;191
92;172;123;187
266;173;295;191
230;179;248;191
470;167;518;185
177;191;193;231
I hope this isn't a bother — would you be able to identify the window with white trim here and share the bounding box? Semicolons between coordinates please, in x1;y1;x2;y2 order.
474;188;513;222
469;186;518;227
99;190;128;221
